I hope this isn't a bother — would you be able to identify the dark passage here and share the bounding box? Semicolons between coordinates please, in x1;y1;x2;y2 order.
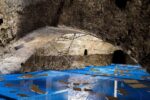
115;0;127;10
84;49;88;56
112;50;126;64
0;18;3;25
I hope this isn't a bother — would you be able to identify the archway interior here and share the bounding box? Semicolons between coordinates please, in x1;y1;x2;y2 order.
0;18;3;25
112;50;126;64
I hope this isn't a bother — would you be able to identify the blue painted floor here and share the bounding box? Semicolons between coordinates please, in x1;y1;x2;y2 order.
0;64;150;100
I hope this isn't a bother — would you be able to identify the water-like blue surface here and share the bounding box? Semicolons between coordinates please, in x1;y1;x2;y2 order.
0;64;149;100
63;64;150;81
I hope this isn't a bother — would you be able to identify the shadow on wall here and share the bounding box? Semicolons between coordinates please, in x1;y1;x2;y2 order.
17;0;65;38
112;50;126;64
140;53;150;73
115;0;127;10
0;18;3;25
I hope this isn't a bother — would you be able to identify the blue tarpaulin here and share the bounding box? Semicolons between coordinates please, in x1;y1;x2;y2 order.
63;64;150;81
0;64;149;100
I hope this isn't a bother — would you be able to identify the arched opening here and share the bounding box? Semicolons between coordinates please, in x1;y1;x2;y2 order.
112;50;126;64
84;49;88;56
0;18;3;25
115;0;127;10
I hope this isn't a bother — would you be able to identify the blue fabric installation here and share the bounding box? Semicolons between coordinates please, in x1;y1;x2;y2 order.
63;64;150;81
0;64;149;100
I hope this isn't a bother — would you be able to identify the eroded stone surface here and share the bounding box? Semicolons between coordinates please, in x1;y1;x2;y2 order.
1;26;118;74
59;0;150;69
0;26;85;74
21;27;136;72
0;0;64;46
22;32;118;72
0;0;149;72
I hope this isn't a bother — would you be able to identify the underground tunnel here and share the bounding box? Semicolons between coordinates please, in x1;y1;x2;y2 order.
112;50;126;64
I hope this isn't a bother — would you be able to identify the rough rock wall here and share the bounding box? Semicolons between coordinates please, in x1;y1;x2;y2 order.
59;0;150;69
22;54;113;72
0;0;66;46
0;0;149;70
21;33;135;72
21;34;117;72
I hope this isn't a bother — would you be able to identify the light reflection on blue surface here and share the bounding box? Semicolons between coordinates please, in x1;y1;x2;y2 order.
0;64;149;100
64;64;150;81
